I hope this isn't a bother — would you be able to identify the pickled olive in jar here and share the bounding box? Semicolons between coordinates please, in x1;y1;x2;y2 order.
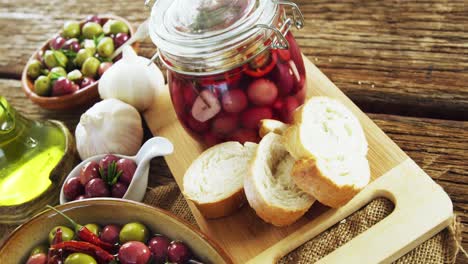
149;0;307;145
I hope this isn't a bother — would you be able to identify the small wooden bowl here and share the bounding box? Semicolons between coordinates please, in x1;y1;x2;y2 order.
21;15;138;110
0;199;233;264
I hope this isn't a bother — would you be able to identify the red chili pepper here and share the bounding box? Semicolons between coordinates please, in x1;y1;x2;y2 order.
51;227;63;245
46;205;118;252
244;50;278;77
47;248;64;264
51;241;114;264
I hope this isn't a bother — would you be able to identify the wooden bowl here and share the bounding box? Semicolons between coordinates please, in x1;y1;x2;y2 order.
0;199;233;264
21;15;138;110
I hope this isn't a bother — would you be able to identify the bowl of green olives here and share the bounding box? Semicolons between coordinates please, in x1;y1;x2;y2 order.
21;15;138;110
0;199;233;264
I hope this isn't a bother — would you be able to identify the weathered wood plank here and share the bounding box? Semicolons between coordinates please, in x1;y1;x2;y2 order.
1;79;466;256
1;0;467;119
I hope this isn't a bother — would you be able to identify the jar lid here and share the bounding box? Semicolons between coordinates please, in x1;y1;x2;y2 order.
149;0;282;74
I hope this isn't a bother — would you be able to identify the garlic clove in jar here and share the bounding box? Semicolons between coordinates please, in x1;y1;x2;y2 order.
75;98;143;160
191;90;221;122
98;46;165;112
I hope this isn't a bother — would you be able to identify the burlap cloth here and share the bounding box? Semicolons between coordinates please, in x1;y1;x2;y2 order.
143;180;464;264
0;162;464;263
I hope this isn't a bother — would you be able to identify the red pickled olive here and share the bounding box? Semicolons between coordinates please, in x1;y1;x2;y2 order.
221;89;248;113
241;107;273;129
230;129;259;144
203;132;221;147
183;85;198;106
244;50;278;78
186;115;210;133
169;76;186;117
25;253;47;264
247;78;278;106
281;96;300;123
211;113;239;135
273;62;294;96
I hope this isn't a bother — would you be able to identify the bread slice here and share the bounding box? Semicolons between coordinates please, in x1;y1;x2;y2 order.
282;96;371;208
283;96;368;160
259;119;289;138
245;132;315;226
183;141;257;219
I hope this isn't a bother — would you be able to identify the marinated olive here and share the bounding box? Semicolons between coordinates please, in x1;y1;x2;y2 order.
119;222;149;243
82;39;96;55
82;22;103;39
63;39;81;53
63;21;80;38
44;50;68;69
84;223;101;236
33;76;51;96
64;253;97;264
29;244;48;256
25;253;47;264
103;20;129;35
74;49;93;67
97;37;114;58
67;69;83;82
48;67;67;79
27;60;42;79
81;57;100;78
48;226;74;245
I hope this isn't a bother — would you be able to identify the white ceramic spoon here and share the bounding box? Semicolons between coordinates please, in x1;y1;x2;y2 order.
60;137;174;204
110;19;149;60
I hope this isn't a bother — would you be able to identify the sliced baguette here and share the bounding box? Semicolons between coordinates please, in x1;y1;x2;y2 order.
283;96;368;160
245;133;315;226
183;141;257;219
283;96;371;208
259;119;289;138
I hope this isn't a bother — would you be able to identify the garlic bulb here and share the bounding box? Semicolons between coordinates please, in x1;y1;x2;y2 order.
98;46;165;111
75;98;143;160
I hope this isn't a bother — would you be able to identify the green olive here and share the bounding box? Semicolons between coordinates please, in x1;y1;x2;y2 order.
103;20;129;35
82;22;103;39
30;244;48;256
44;50;68;69
64;253;97;264
81;57;100;78
48;67;67;79
34;76;51;96
48;226;74;245
27;59;43;79
63;21;80;38
84;223;101;236
119;222;149;243
82;39;96;55
74;49;93;67
67;69;83;81
97;37;114;58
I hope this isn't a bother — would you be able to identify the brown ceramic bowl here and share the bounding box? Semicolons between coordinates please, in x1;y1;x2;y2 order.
21;15;138;110
0;199;233;264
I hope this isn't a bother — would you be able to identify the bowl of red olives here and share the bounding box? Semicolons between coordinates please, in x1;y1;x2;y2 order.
21;15;138;110
0;199;232;264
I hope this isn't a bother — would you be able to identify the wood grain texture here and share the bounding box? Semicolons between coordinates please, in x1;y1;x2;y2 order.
1;78;466;261
0;0;467;119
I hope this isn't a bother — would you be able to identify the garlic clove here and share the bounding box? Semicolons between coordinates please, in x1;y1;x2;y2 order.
191;90;221;122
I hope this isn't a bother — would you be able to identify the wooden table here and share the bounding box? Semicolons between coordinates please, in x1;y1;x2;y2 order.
1;0;466;262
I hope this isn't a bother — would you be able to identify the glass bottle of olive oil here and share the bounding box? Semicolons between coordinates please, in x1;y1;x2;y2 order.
0;96;66;206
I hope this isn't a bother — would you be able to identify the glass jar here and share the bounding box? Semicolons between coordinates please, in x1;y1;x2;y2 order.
148;0;306;146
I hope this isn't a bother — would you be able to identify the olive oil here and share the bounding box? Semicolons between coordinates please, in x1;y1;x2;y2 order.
0;96;66;206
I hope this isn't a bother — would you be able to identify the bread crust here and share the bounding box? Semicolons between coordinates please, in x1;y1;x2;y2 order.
259;119;289;138
292;158;363;208
244;166;309;226
189;188;246;219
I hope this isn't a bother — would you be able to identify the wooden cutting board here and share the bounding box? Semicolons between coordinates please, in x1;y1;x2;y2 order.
143;57;453;263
